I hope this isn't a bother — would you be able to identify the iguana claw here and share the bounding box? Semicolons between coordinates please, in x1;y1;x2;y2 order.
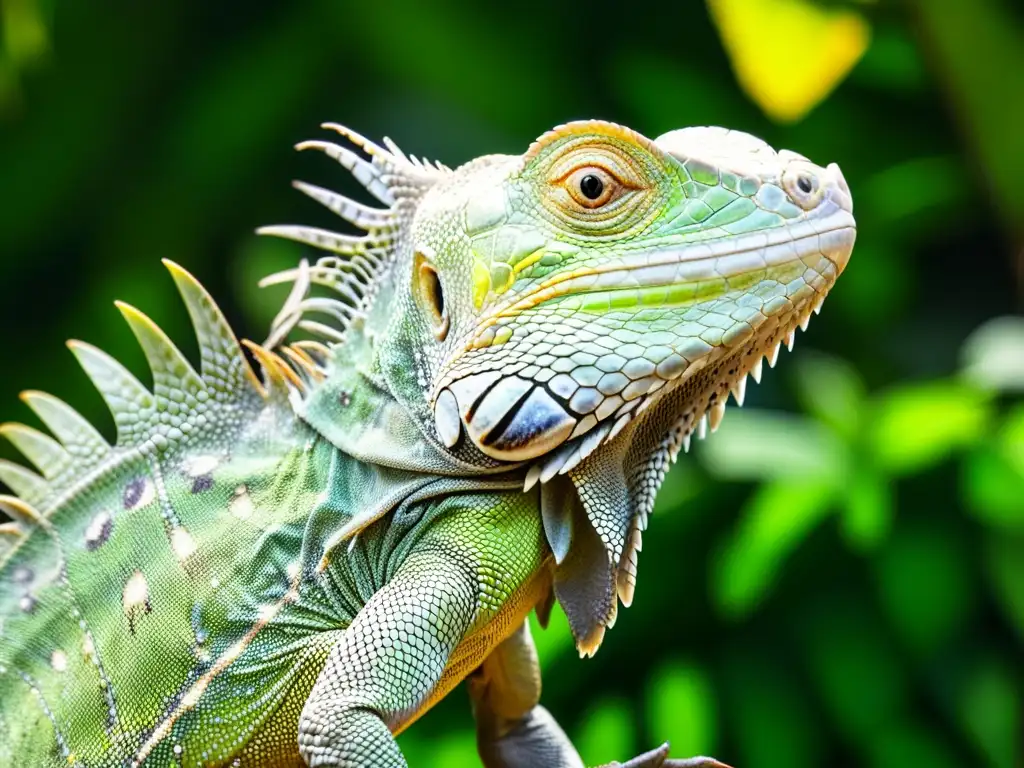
600;742;734;768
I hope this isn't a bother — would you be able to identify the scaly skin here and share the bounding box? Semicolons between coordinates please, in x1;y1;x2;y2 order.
0;120;855;767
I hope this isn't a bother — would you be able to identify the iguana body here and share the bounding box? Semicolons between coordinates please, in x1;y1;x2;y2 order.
0;120;855;767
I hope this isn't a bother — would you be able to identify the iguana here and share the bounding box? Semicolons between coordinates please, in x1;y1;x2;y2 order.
0;119;855;767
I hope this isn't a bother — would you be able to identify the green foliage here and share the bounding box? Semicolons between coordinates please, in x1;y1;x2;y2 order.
0;0;1021;766
646;660;718;758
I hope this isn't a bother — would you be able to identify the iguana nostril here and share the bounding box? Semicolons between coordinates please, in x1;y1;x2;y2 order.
797;175;814;194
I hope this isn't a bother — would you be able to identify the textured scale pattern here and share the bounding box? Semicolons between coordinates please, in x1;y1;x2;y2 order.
0;120;854;767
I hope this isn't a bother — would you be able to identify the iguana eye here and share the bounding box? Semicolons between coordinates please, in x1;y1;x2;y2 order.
534;141;657;235
579;173;603;200
415;250;449;341
564;166;619;209
782;163;824;210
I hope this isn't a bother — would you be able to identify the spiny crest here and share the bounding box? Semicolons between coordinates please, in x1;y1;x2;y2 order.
257;123;449;349
0;261;303;546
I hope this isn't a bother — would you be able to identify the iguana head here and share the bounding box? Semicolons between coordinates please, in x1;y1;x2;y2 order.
405;121;853;467
261;119;855;650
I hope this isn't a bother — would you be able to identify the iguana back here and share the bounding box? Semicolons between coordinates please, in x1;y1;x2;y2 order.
0;263;344;765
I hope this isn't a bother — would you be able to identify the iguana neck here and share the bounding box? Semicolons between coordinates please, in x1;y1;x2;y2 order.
297;319;511;480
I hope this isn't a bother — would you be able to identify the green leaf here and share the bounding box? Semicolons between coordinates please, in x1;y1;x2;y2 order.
712;479;836;618
404;730;478;768
849;22;928;92
909;0;1024;233
645;660;718;758
984;532;1024;644
868;382;990;474
575;698;635;767
999;405;1024;476
792;352;866;439
963;446;1024;532
801;600;907;742
960;316;1024;393
955;656;1021;768
841;469;893;550
698;409;845;482
867;721;960;768
1;0;50;69
874;524;975;656
725;656;822;768
829;242;912;331
859;155;968;230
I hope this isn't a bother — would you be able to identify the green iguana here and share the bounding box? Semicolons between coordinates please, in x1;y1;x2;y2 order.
0;119;855;767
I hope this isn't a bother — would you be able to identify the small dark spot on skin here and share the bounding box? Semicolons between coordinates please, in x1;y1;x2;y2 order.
85;515;113;551
123;477;146;509
126;600;151;636
709;392;718;403
339;390;352;407
191;475;214;494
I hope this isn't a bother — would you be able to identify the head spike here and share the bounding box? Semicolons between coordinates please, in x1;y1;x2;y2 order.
255;225;380;258
296;320;348;344
258;124;448;349
115;301;204;402
19;391;109;460
291;181;394;230
241;340;296;403
291;340;332;362
67;340;155;445
0;494;43;525
280;346;326;382
163;260;262;400
0;423;71;480
0;459;49;505
319;122;389;159
294;139;394;205
0;521;24;560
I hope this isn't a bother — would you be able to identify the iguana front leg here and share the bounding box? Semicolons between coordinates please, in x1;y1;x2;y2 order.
298;546;478;767
469;619;583;767
469;619;732;768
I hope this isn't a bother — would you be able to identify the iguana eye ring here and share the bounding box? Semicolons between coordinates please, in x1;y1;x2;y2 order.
564;166;618;209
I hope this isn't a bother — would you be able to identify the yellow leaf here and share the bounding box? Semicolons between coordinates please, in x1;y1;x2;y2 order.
707;0;870;123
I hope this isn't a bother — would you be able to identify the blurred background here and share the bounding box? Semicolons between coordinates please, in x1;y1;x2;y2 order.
0;0;1022;766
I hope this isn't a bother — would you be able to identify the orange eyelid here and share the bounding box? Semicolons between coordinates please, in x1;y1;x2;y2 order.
549;162;642;191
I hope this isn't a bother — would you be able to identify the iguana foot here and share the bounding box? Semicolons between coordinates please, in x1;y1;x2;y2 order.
600;742;733;768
